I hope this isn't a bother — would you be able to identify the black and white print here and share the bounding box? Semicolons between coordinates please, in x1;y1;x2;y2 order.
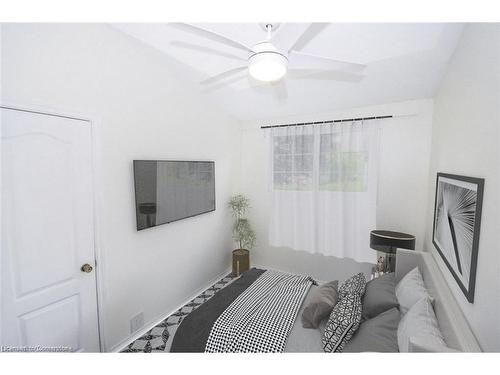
432;173;484;303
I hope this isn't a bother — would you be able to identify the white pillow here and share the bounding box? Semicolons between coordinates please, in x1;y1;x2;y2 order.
397;297;446;352
395;267;432;314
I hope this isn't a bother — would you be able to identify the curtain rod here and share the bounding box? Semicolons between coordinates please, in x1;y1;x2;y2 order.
260;115;393;129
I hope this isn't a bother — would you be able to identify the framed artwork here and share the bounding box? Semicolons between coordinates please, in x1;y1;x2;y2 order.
432;173;484;303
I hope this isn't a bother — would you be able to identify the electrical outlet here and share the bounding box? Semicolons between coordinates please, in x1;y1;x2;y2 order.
130;312;144;334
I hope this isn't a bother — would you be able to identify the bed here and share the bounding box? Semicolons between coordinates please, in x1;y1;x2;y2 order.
168;249;481;352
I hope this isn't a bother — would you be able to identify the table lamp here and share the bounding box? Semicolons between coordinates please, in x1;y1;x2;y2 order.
370;230;416;272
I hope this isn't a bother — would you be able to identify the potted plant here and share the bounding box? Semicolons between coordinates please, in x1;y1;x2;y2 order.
228;194;256;276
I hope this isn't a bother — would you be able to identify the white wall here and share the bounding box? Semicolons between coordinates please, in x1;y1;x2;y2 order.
1;24;240;351
424;23;500;351
238;99;434;282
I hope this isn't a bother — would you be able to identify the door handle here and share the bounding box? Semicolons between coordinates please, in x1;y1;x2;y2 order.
81;263;93;273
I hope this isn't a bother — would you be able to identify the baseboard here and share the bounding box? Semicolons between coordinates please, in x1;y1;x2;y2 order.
110;267;231;353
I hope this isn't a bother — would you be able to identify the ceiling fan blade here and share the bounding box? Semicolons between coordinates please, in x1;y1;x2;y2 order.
170;41;247;62
201;73;248;93
288;23;329;52
169;23;254;54
200;66;247;86
289;51;366;74
288;69;364;83
270;23;312;53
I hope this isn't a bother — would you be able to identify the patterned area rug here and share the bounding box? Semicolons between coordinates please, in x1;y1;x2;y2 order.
121;273;236;353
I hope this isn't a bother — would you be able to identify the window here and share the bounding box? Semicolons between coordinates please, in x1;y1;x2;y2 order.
273;134;314;191
319;133;368;192
272;131;369;192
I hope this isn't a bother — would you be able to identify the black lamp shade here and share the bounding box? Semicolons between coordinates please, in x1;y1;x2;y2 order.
370;230;415;254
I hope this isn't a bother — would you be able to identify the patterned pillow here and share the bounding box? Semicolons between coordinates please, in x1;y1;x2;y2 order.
338;273;366;299
322;293;363;353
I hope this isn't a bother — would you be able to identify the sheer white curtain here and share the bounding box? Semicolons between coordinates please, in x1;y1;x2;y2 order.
266;120;382;264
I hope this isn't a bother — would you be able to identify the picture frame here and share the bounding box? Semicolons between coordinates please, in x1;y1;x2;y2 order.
432;172;484;303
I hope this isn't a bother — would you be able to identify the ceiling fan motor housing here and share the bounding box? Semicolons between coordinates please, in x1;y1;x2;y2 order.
248;42;288;82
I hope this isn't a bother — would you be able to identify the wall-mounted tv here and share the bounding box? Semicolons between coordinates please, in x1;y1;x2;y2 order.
133;160;215;230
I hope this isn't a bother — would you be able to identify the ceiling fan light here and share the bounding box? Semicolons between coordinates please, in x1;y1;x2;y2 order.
248;52;288;82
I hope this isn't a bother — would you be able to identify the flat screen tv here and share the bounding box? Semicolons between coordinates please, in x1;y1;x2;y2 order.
133;160;215;230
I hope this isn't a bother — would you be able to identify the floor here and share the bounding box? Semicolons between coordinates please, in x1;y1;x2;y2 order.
121;272;237;353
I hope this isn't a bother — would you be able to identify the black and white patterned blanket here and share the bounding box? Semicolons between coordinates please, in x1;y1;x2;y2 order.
205;270;314;353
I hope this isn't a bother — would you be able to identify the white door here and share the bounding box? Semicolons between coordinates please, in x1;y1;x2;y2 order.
1;107;100;352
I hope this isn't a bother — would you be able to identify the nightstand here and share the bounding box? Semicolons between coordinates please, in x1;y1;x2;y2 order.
371;267;389;280
232;249;249;277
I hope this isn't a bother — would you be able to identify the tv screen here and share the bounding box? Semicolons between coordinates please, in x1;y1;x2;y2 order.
133;160;215;230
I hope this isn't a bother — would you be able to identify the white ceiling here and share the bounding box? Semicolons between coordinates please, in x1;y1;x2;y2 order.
113;23;465;121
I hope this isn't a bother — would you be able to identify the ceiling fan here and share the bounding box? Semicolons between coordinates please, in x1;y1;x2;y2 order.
169;23;366;88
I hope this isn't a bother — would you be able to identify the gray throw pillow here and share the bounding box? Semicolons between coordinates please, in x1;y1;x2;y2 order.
362;273;399;320
343;307;400;352
301;280;339;329
322;292;362;353
338;273;366;299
